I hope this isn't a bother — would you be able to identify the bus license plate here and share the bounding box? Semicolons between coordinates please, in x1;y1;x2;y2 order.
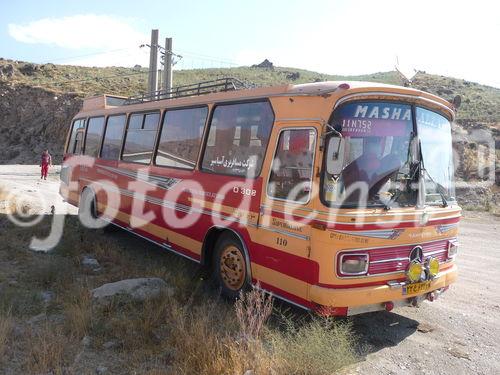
403;281;431;295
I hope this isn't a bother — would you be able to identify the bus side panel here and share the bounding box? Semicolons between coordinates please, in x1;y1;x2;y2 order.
76;161;321;309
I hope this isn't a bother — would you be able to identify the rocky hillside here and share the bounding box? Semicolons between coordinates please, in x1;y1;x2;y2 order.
0;84;82;161
0;58;498;209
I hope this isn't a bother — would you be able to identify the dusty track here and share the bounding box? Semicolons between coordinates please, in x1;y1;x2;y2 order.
349;210;500;374
1;165;498;374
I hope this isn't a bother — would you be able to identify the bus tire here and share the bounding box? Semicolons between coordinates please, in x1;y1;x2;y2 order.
78;188;107;229
212;233;250;300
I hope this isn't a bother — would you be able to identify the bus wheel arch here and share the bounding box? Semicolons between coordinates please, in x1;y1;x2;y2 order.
202;227;252;298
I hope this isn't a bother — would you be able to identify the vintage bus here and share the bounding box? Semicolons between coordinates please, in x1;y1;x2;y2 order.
60;78;460;316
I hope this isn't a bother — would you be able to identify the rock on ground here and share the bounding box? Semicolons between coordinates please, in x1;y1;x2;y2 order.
91;277;173;303
40;290;55;304
81;255;102;273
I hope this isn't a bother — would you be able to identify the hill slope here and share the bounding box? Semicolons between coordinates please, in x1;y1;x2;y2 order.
0;58;498;206
2;59;500;122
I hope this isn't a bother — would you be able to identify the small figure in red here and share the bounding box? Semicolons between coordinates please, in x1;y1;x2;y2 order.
40;149;52;180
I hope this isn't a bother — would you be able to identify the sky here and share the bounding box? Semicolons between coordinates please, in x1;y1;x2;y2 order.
1;0;499;87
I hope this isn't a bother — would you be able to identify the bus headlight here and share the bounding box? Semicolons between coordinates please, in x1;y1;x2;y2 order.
338;253;368;276
425;257;440;278
447;240;459;259
406;261;423;283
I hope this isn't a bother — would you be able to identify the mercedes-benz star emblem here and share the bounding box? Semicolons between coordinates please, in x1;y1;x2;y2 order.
409;246;424;263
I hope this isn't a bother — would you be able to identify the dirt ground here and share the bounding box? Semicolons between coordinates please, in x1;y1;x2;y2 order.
349;209;500;375
0;164;77;216
1;165;499;375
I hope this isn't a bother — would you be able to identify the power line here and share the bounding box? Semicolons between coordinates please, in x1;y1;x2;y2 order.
40;39;242;87
175;49;241;66
43;47;139;63
176;56;240;70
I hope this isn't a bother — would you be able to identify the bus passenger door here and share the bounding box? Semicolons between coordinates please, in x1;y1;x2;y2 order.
254;125;319;303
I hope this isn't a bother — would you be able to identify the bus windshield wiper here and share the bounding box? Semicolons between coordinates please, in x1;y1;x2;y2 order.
383;189;402;210
421;168;449;207
381;145;415;210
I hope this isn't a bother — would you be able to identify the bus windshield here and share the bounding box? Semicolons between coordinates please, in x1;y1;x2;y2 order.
322;101;414;207
416;107;456;204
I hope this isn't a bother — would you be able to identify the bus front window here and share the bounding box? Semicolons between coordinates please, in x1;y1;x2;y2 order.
416;107;456;205
322;101;415;207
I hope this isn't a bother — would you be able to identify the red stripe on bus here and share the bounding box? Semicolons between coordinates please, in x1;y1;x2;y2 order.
110;216;202;261
250;243;319;285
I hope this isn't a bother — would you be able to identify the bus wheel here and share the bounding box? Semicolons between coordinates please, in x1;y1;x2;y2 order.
213;233;249;299
78;189;106;229
79;189;97;220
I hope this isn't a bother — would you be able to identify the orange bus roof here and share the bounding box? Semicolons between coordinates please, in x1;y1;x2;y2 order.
79;81;454;117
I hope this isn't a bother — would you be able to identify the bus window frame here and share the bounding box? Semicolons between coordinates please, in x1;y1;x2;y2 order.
66;117;87;154
199;98;275;179
73;128;86;155
120;110;162;165
100;113;127;161
265;126;318;205
83;115;106;158
153;104;209;171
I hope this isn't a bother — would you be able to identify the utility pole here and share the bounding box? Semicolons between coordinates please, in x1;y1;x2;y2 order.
147;29;159;94
157;68;162;90
163;37;173;96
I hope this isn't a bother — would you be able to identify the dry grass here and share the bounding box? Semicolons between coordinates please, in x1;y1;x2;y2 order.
0;214;357;374
166;298;266;375
235;286;273;340
63;286;93;338
92;291;174;353
143;369;172;375
0;287;43;317
269;317;356;375
0;311;13;361
25;323;70;375
165;288;355;375
28;255;75;289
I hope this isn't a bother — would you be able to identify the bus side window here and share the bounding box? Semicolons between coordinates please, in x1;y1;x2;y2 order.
155;107;208;169
73;130;84;154
267;128;317;203
122;112;160;164
201;101;274;177
84;116;105;157
67;119;85;154
101;115;126;160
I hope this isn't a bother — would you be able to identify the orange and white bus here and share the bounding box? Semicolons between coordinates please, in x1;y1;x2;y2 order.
60;78;460;315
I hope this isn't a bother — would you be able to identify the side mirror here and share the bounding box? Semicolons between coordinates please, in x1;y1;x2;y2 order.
326;136;345;176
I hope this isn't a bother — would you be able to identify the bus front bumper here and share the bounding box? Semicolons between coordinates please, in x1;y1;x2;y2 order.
310;264;457;316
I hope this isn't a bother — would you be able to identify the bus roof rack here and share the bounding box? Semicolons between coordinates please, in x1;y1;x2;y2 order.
124;77;255;104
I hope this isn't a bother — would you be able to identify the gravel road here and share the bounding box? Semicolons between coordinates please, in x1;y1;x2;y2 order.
0;164;77;215
347;213;500;375
1;165;498;375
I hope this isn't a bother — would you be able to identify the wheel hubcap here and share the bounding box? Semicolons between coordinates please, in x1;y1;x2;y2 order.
220;245;246;290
